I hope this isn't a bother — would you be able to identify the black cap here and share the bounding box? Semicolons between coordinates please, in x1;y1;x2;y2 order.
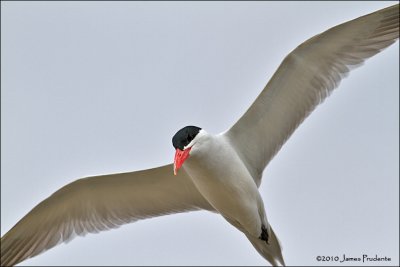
172;126;202;150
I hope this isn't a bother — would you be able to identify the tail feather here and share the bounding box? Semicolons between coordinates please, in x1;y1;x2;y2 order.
246;227;285;266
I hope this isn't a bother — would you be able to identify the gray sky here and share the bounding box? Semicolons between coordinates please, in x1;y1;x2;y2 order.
1;1;399;266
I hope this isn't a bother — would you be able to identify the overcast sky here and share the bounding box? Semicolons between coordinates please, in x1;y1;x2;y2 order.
1;1;399;266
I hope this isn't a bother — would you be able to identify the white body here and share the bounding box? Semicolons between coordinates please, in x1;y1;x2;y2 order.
184;131;267;238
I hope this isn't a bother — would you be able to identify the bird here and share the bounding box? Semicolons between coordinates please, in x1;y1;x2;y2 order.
1;3;399;266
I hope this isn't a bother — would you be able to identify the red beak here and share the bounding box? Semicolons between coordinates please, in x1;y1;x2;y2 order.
174;147;191;175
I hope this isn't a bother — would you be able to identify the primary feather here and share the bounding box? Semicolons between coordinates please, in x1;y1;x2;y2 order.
226;4;399;186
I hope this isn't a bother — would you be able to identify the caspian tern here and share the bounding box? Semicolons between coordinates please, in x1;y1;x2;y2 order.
1;3;399;266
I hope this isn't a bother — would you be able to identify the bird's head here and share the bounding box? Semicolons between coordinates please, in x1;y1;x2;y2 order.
172;125;203;175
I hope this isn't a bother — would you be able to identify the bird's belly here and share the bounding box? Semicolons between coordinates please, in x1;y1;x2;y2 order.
183;159;263;236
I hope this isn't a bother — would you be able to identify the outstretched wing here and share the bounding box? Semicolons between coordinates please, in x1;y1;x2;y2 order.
224;4;399;186
1;164;214;266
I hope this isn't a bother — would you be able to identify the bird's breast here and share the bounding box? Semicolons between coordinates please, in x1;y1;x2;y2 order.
183;135;263;235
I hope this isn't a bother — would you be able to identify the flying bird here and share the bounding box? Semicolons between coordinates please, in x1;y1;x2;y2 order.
1;4;399;266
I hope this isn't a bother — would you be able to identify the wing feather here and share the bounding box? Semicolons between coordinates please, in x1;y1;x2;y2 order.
225;4;399;186
1;164;214;266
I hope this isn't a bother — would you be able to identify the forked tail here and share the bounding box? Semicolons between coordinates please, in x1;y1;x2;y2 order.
246;227;285;266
